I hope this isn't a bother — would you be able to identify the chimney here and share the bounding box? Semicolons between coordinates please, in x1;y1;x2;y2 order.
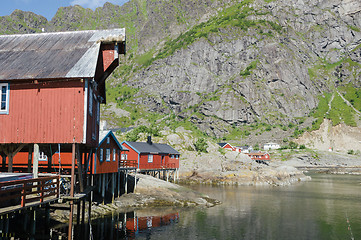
147;136;152;145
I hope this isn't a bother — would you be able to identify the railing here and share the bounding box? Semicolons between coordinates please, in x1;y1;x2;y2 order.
119;160;138;168
0;163;73;174
0;176;60;208
139;163;176;170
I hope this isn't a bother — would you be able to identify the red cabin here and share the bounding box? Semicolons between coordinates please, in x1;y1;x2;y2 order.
247;152;271;161
121;137;180;170
0;29;126;174
217;143;235;151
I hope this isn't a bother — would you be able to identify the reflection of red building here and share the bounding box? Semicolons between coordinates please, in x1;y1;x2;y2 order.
121;137;180;170
125;212;179;233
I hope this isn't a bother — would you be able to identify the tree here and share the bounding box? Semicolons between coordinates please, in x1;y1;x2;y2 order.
194;138;208;153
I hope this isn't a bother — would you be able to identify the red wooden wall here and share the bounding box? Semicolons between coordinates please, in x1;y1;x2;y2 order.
121;142;180;170
121;142;139;168
0;80;85;144
94;136;120;174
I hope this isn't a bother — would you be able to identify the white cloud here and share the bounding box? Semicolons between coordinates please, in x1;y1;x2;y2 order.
70;0;127;9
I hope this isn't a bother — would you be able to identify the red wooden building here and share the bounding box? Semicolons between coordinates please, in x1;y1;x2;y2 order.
247;152;271;162
0;29;126;236
0;29;125;173
121;137;180;176
93;130;130;174
217;143;235;151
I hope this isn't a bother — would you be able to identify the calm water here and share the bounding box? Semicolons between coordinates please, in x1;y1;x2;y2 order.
34;173;361;239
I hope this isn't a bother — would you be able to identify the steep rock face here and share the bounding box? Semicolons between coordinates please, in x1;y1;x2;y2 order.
118;0;361;137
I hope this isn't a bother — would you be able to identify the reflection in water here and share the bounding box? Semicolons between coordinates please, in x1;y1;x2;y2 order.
4;174;360;239
76;210;179;240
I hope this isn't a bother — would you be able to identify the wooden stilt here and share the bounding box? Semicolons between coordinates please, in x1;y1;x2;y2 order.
102;174;106;204
27;145;33;173
76;145;84;192
125;170;128;194
68;143;76;240
117;171;121;198
33;144;39;178
111;172;115;203
1;153;6;169
81;199;86;224
77;201;81;225
134;170;137;192
98;175;101;194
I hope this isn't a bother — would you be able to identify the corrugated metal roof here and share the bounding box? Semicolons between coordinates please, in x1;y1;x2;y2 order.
0;29;125;81
125;141;180;155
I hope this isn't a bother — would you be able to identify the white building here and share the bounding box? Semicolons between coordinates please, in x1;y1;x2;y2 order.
264;142;280;151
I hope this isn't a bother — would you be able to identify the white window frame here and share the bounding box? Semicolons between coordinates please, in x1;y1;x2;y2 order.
99;148;103;162
121;153;128;160
148;154;153;163
113;148;116;161
106;148;111;162
39;152;48;162
0;83;9;114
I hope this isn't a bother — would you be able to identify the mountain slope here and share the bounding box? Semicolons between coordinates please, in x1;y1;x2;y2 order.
105;0;361;140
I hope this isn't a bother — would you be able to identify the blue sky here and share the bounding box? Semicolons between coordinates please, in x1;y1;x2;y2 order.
0;0;129;20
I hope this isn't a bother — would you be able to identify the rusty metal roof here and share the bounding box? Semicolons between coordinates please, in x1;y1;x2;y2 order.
0;29;125;81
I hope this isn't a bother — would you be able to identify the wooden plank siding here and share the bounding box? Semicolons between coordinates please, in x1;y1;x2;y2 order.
94;135;121;174
121;142;139;168
0;80;85;144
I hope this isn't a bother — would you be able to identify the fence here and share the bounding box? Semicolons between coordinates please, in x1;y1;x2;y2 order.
0;175;60;209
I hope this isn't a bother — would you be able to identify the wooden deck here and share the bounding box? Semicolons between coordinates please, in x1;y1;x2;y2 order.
0;175;60;215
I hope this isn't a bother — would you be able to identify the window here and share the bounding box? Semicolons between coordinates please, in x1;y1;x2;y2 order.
99;149;103;162
106;149;110;162
0;83;9;114
97;101;100;124
171;155;174;159
148;154;153;163
89;87;93;116
39;152;47;161
121;154;127;160
113;149;116;161
107;137;110;144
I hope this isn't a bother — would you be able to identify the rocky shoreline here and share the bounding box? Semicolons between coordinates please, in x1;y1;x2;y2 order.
51;174;221;223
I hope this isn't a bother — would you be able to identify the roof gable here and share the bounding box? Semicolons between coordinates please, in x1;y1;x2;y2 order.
0;29;125;81
99;130;127;151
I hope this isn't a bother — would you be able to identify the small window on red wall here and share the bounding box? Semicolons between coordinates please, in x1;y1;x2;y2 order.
99;149;103;162
106;149;110;162
148;154;153;163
